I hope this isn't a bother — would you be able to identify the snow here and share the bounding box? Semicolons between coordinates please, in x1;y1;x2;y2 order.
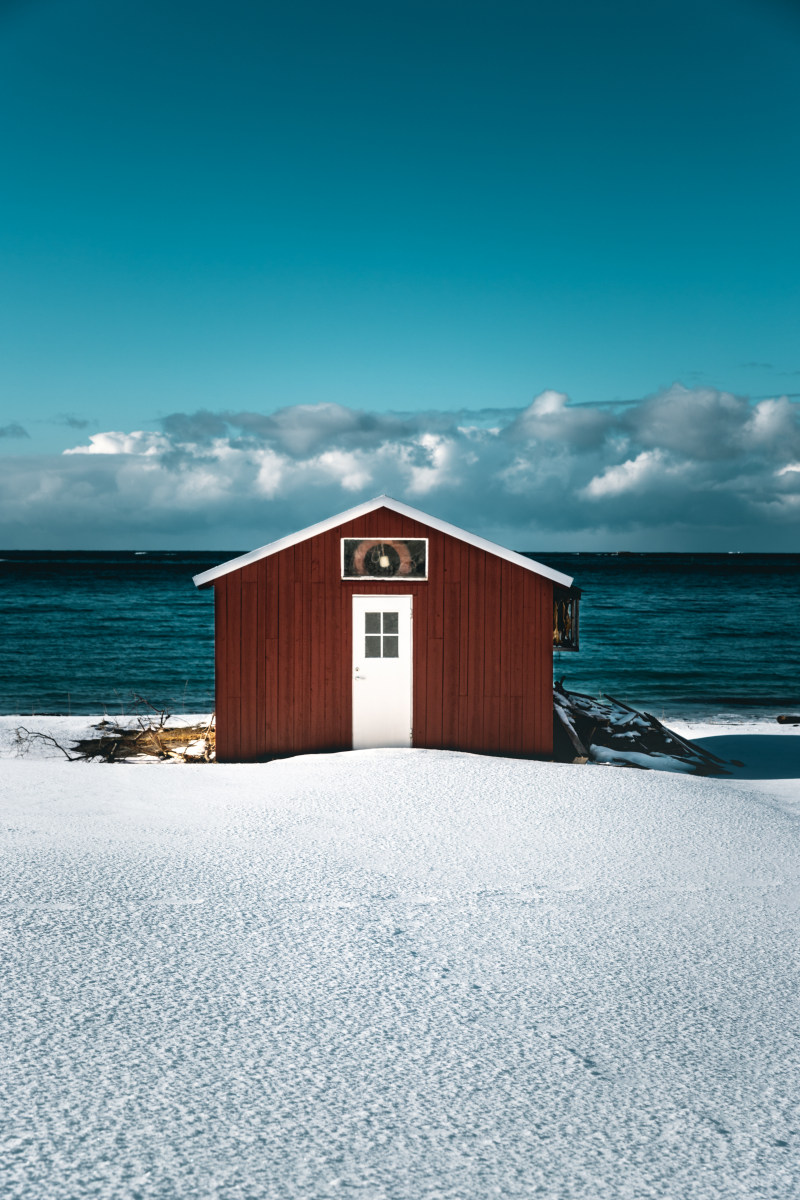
589;745;699;772
670;719;800;818
1;724;799;1198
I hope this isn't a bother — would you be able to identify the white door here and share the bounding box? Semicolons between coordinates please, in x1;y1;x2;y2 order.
352;595;413;749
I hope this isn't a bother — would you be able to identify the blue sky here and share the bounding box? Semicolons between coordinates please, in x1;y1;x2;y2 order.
1;0;799;547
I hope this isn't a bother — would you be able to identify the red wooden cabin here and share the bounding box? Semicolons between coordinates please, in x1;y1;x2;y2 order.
193;496;576;763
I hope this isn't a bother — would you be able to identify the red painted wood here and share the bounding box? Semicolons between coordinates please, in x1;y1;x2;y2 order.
264;636;278;750
425;631;443;749
508;561;525;752
533;572;543;752
240;564;259;760
338;539;351;746
429;530;445;639
323;526;341;746
484;555;502;699
534;577;544;751
212;504;555;761
213;578;229;760
441;535;461;748
457;539;470;746
255;562;266;752
309;581;324;748
539;577;554;753
294;538;310;752
264;562;279;749
482;554;501;749
277;545;295;754
225;573;242;762
521;572;536;755
499;559;513;748
466;546;485;750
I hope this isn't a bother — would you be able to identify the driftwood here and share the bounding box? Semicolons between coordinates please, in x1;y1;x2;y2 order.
12;728;81;761
15;698;215;764
553;682;737;775
72;710;216;763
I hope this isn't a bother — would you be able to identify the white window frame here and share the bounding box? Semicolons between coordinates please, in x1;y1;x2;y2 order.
341;537;429;582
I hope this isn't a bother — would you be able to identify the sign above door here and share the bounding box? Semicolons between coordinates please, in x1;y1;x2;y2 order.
341;538;428;581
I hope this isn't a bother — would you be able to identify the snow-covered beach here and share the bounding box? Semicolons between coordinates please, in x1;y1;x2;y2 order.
1;720;799;1198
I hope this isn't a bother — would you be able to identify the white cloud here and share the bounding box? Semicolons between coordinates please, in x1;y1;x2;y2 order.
406;433;455;495
583;450;668;498
508;389;612;449
624;383;749;461
253;448;287;498
63;430;171;456
528;389;568;418
745;398;800;454
1;388;799;548
311;449;374;492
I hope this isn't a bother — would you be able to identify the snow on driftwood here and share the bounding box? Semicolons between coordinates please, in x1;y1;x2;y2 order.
11;703;216;764
554;682;736;775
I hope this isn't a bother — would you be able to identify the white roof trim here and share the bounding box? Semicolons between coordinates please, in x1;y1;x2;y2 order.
192;495;574;589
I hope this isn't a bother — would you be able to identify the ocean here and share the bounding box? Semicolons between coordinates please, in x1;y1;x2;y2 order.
1;551;798;720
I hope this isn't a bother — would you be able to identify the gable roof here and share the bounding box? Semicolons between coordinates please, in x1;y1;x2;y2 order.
192;495;574;589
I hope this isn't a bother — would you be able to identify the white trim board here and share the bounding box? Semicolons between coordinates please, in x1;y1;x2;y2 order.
192;495;574;589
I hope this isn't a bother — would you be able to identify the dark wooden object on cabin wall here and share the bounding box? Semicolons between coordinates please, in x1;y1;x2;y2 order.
213;505;553;762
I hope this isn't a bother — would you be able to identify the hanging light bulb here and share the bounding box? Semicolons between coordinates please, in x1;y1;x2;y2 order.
379;554;390;569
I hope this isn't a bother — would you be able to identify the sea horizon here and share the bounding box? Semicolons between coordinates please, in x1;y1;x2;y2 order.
2;550;798;722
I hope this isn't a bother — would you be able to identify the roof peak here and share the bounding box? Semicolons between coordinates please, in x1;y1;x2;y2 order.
192;495;573;589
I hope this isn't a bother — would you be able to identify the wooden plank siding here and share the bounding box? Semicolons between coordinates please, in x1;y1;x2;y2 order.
213;505;553;761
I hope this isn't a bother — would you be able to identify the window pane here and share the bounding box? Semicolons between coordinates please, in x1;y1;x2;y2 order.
365;635;382;657
383;635;399;658
342;538;427;579
365;612;381;634
383;612;399;634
